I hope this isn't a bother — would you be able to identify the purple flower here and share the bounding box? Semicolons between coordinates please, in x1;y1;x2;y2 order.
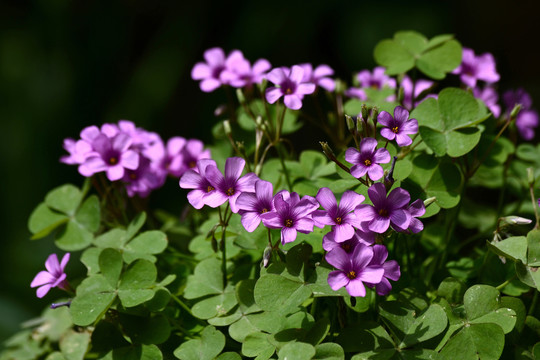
159;137;186;177
265;65;316;110
474;86;501;118
322;228;375;253
364;245;400;296
204;157;258;213
326;244;385;297
220;50;271;88
401;75;434;110
345;138;391;181
312;188;365;242
503;88;539;140
181;139;212;173
31;253;70;298
191;47;228;92
83;133;140;181
378;106;418;147
452;47;500;88
300;63;336;91
236;180;275;232
60;138;92;165
260;191;319;244
354;183;411;233
123;157;166;198
179;159;218;209
393;199;426;234
345;67;397;101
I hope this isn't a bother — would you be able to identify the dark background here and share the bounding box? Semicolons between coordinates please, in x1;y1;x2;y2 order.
1;0;539;343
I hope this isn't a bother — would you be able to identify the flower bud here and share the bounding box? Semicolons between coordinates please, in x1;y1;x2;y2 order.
263;246;272;268
397;86;404;104
361;104;370;122
372;107;379;125
499;215;533;226
528;167;535;187
319;141;335;158
510;104;522;120
236;88;246;105
223;120;232;136
334;79;346;94
345;114;355;132
424;197;437;208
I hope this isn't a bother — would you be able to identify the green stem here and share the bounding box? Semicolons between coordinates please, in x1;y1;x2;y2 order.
496;275;517;291
171;294;195;317
529;291;539;316
275;103;287;143
529;184;540;229
277;143;293;191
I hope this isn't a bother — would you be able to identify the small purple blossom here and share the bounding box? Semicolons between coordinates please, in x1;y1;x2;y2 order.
220;50;271;88
265;65;316;110
204;157;258;213
345;67;397;101
123;157;166;198
31;253;70;298
474;85;501;118
179;159;218;209
364;245;400;296
345;138;391;181
322;229;375;253
452;47;500;88
236;180;275;232
191;47;228;92
260;191;319;244
299;63;336;91
378;106;418;147
180;139;213;173
393;199;426;234
312;188;365;242
354;183;411;234
503;88;539;140
401;75;434;110
326;244;385;297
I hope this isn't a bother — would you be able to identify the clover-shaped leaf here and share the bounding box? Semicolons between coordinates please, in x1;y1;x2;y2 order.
174;326;225;360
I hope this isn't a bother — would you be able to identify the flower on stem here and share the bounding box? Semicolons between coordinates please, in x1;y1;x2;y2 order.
312;188;365;242
236;180;275;232
179;159;218;209
364;245;400;296
354;182;411;233
220;50;271;88
265;65;316;110
299;63;336;91
345;66;396;101
191;47;229;92
345;137;391;181
378;106;418;147
322;228;375;252
503;88;539;140
260;191;319;244
204;157;258;213
393;199;426;234
31;253;70;298
326;244;384;297
452;47;500;88
401;75;434;110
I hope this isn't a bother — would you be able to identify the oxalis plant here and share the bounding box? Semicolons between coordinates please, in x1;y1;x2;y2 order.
3;30;540;360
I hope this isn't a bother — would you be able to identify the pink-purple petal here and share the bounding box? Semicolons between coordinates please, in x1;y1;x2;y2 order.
284;94;302;110
328;271;350;291
345;279;366;297
265;88;283;104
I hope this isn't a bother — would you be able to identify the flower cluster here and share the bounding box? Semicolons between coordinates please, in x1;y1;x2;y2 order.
61;120;211;197
503;88;539;140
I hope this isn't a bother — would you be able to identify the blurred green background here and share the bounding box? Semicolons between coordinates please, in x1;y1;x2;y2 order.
1;0;539;344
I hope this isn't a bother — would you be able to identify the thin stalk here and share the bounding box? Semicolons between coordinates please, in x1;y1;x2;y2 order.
530;184;540;229
496;275;517;291
275;104;287;143
529;291;539;316
171;294;195;317
277;144;293;191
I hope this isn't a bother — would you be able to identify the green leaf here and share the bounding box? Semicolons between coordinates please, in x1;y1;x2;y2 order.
515;261;540;290
174;326;225;360
463;285;500;320
278;342;315;360
216;353;242;360
336;322;394;353
123;230;168;263
416;39;462;79
254;273;312;314
373;39;415;75
469;307;516;334
59;329;90;360
80;247;102;275
120;313;171;345
118;259;157;307
28;202;68;238
500;296;526;332
438;323;504;360
236;279;261;314
75;195;100;233
192;288;237;319
313;343;344;360
487;236;527;263
242;332;275;359
528;230;540;266
99;248;123;288
45;184;82;215
304;317;331;346
437;277;466;305
93;228;128;248
70;275;116;326
126;212;147;240
54;220;93;251
184;258;224;299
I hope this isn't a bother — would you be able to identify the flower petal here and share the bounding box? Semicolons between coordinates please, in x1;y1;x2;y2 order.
345;278;366;297
265;87;283;104
328;271;349;291
284;94;302;110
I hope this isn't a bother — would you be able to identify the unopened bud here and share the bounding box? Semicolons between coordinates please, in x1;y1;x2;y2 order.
361;104;369;122
263;246;272;268
356;116;364;133
214;104;227;117
319;141;335;158
335;79;346;94
345;114;355;131
397;86;404;104
510;104;522;120
424;197;437;208
223;120;232;135
528;167;535;187
499;216;533;226
236;88;246;104
255;115;263;126
371;107;379;125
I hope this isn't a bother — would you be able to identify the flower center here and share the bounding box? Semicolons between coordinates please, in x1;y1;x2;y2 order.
341;243;351;252
284;219;293;227
108;157;118;165
378;208;389;217
207;185;215;193
335;216;343;224
346;270;357;279
129;173;137;180
285;87;293;95
392;126;399;134
188;161;196;168
261;208;269;214
364;159;372;166
226;187;235;196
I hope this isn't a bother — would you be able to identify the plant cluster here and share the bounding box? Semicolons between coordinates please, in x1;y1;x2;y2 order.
2;30;540;360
